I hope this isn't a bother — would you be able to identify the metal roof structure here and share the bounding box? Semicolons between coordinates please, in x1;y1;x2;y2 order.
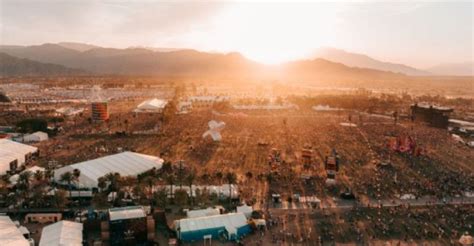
54;151;163;188
176;212;248;235
0;139;38;175
0;216;29;246
39;220;83;246
108;206;146;221
134;98;168;113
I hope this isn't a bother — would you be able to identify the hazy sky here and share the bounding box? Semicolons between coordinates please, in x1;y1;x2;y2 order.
0;0;472;67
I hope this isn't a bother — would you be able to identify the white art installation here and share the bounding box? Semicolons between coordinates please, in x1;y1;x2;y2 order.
203;120;226;141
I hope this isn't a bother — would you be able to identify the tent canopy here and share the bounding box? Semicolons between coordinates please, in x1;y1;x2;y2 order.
135;98;168;112
22;131;48;142
0;139;38;175
109;206;146;221
54;151;163;188
0;216;30;246
177;213;247;233
186;207;221;218
39;220;83;246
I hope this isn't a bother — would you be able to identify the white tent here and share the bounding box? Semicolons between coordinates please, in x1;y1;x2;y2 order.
21;131;48;143
0;216;30;246
236;204;253;218
109;206;146;221
0;139;38;175
56;107;84;116
39;220;83;246
312;105;342;111
134;98;168;113
54;151;164;188
163;184;239;199
175;213;248;239
9;165;45;185
186;207;221;218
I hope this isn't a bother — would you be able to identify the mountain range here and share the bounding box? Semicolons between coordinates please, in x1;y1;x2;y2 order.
0;43;471;78
0;52;84;76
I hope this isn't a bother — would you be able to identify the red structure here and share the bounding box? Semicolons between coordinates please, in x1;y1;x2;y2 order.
91;101;109;121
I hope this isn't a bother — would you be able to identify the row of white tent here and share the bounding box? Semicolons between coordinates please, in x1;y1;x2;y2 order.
158;184;240;199
0;215;82;246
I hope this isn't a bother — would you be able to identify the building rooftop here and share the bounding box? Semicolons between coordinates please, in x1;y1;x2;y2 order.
411;103;453;112
109;206;146;221
0;216;29;246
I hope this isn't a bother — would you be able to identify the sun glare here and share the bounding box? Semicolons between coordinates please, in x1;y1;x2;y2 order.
207;3;342;64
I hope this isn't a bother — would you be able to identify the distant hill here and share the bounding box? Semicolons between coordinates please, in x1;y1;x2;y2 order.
57;42;101;52
312;47;429;76
0;52;85;76
0;43;407;81
279;58;405;82
427;62;474;76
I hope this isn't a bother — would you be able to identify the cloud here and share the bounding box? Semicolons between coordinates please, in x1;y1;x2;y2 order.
0;0;224;47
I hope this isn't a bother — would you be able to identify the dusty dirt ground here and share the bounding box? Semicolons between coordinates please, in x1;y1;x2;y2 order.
26;102;474;245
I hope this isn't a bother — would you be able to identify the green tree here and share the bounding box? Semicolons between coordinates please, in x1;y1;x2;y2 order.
185;172;196;206
59;171;76;198
53;189;69;209
16;118;48;133
225;172;237;206
165;174;175;200
174;189;189;208
154;188;168;209
18;171;33;202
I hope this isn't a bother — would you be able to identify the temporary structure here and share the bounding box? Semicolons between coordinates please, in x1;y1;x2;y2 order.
134;98;168;113
0;139;38;175
186;207;221;218
236;204;253;218
0;216;30;246
175;213;251;242
39;220;83;246
162;184;239;199
9;165;45;185
54;151;164;188
108;206;146;221
19;131;48;143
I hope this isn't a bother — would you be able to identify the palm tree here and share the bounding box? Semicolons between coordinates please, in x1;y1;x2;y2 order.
200;173;210;184
185;172;196;206
44;169;54;183
142;176;156;199
59;171;75;198
104;172;121;202
225;172;237;206
165;173;175;200
33;170;44;183
72;169;81;198
18;171;33;202
215;171;223;198
215;171;223;184
97;177;107;193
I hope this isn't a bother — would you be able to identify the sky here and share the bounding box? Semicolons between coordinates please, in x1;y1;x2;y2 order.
0;0;472;67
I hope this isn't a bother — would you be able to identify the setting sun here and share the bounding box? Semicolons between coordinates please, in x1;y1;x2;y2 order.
195;3;342;64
